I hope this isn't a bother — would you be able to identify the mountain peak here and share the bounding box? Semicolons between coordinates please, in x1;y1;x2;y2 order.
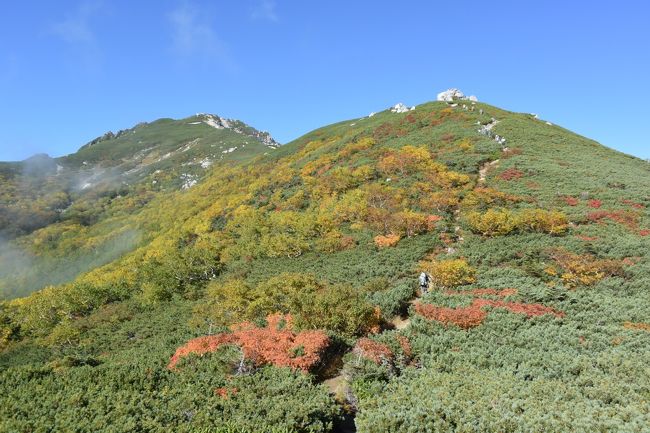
191;113;280;148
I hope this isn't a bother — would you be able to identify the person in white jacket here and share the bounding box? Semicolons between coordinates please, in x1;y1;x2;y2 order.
419;272;430;294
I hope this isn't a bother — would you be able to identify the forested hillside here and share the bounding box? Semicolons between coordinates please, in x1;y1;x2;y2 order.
1;97;649;432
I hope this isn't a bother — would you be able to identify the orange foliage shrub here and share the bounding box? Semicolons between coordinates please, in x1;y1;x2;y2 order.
499;168;524;181
214;387;238;399
623;322;650;332
374;233;401;248
353;338;393;364
563;196;579;206
168;314;330;371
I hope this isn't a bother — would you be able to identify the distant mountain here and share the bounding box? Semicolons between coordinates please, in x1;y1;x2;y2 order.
0;114;279;298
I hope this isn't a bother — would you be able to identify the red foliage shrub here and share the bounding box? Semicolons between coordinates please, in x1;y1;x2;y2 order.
587;199;602;208
373;123;396;140
586;210;639;229
444;288;518;297
499;168;524;181
415;298;564;329
473;299;565;318
415;302;487;329
621;199;644;209
168;314;330;371
353;338;393;364
404;113;417;124
395;335;412;357
639;229;650;237
562;196;579;206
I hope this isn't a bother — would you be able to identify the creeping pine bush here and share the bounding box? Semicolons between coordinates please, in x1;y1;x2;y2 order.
365;281;416;319
355;365;650;433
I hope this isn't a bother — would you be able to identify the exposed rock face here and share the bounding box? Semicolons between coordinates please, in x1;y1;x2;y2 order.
390;103;415;113
437;88;478;103
195;114;280;148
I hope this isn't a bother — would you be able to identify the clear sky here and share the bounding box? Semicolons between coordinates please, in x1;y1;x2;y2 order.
1;1;648;161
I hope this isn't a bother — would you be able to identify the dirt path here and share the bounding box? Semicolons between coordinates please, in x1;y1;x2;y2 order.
479;159;500;182
390;315;411;330
324;374;347;395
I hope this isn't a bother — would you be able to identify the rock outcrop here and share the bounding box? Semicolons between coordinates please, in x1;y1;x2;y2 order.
437;88;478;103
390;103;415;113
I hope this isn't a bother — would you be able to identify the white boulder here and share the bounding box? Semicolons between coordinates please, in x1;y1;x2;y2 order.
390;103;414;113
437;88;478;103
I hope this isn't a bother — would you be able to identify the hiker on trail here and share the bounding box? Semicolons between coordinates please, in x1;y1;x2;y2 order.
419;272;430;294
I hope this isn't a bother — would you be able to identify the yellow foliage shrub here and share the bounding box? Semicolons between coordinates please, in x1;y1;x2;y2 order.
467;208;570;237
466;209;517;236
550;249;625;288
516;209;569;235
421;258;477;288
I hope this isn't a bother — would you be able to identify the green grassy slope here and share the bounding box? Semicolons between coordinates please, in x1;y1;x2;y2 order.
0;99;648;432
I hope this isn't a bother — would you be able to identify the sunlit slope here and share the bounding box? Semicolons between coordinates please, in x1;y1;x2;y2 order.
0;114;278;299
1;99;648;432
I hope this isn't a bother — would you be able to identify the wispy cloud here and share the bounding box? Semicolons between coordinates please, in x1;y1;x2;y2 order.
52;0;102;45
51;0;103;70
251;0;279;22
168;2;234;68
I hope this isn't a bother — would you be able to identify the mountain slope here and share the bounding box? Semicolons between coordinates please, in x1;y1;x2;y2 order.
0;114;278;299
0;95;649;432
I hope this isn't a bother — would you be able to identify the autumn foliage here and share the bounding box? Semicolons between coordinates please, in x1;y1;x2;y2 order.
416;298;564;329
499;168;524;181
415;302;487;329
444;288;518;297
623;322;650;332
168;313;330;371
374;233;401;248
550;249;626;288
353;338;393;364
420;258;477;288
586;210;639;229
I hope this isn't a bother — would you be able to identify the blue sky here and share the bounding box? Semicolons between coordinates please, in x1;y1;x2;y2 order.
1;0;648;161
